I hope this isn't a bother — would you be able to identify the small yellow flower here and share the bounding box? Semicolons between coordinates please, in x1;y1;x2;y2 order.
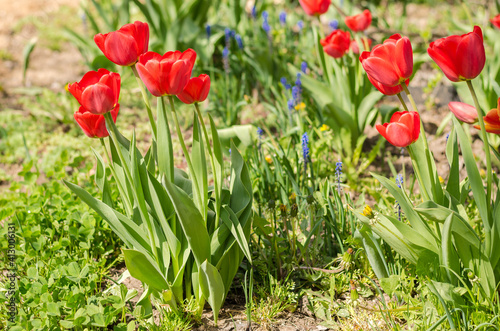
289;192;297;203
244;95;251;103
362;205;374;218
64;83;70;92
480;169;486;177
320;124;329;131
265;155;272;164
295;102;306;111
439;176;444;184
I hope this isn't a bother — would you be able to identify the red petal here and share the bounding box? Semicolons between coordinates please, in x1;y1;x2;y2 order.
103;31;138;66
427;36;461;82
361;56;400;87
394;37;413;80
456;29;485;80
136;62;164;97
81;83;116;114
133;21;149;55
385;123;413;147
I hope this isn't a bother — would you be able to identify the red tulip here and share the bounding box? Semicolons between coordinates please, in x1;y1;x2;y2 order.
376;111;420;147
345;10;372;32
474;98;500;134
368;75;408;96
491;14;500;29
177;74;211;104
74;105;119;138
448;102;478;124
360;34;413;87
320;30;351;58
135;49;196;97
427;26;485;82
68;69;120;115
350;39;372;54
298;0;331;16
94;21;149;67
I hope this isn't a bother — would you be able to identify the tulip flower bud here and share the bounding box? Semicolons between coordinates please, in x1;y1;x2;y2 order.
136;49;196;97
428;26;485;82
94;21;149;66
298;0;331;16
344;10;372;32
360;34;413;87
448;102;478;124
491;14;500;29
68;69;121;115
320;30;351;59
177;74;211;104
474;98;500;135
376;111;420;147
74;105;119;138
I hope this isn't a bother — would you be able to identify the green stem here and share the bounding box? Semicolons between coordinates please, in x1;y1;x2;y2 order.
271;211;282;279
99;138;133;216
131;65;157;139
313;18;332;86
194;103;221;228
401;83;438;200
167;96;202;213
104;113;133;190
407;146;431;201
104;112;159;264
194;103;215;165
362;35;370;52
401;83;430;149
396;93;408;111
467;80;492;220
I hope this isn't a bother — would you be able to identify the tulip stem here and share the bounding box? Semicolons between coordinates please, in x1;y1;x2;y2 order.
194;103;221;228
131;65;157;139
407;146;431;202
104;112;159;265
362;35;370;52
396;93;408;112
168;96;203;215
99;138;133;216
401;83;431;150
467;80;492;218
401;83;437;201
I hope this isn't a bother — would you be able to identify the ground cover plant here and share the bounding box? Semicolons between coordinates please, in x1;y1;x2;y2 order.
2;0;500;330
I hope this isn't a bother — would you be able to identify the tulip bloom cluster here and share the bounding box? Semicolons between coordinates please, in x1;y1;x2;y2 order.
68;69;121;138
360;26;494;149
319;10;373;59
296;0;373;59
69;21;210;140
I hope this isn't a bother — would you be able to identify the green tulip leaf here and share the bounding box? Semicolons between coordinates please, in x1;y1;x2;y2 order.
123;249;169;292
163;179;210;266
199;260;225;325
453;117;491;229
